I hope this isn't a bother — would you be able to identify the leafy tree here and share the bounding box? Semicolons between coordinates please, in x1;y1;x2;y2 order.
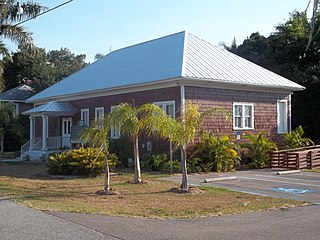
0;102;19;155
2;47;87;92
81;115;112;193
3;47;51;90
94;53;104;61
145;101;230;190
109;103;168;183
46;48;87;82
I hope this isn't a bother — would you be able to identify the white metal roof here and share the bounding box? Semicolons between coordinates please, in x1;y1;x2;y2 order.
27;31;304;103
184;33;303;89
23;101;77;116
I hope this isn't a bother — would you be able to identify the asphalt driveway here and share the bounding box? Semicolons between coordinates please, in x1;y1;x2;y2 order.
163;169;320;203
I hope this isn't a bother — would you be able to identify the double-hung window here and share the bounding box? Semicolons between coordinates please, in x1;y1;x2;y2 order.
233;103;254;130
95;107;104;128
110;106;121;139
81;109;89;126
154;101;175;119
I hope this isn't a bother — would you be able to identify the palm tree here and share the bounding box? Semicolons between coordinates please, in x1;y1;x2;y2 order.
0;102;18;155
81;115;112;193
146;101;230;191
0;1;45;59
109;102;169;183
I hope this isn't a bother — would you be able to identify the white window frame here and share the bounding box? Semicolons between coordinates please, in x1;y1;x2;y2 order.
95;107;104;128
233;103;254;130
95;107;104;121
154;100;175;119
80;108;90;126
277;100;288;134
110;106;121;139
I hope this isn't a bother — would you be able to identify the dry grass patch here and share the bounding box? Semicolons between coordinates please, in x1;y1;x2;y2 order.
0;161;307;218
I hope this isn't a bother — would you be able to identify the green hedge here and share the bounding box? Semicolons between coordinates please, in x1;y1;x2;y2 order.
46;147;119;176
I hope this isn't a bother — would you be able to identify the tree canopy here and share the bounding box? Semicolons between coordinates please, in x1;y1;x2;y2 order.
2;47;87;92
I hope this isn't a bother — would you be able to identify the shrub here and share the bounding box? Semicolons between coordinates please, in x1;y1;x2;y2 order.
141;153;180;173
241;133;277;169
46;147;119;176
190;131;240;172
283;125;314;149
109;137;130;167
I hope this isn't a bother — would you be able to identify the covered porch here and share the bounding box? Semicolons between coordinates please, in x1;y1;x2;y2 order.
22;101;77;160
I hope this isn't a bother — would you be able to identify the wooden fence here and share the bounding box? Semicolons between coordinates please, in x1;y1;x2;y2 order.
270;145;320;170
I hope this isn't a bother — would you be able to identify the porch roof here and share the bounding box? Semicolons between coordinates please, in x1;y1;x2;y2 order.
23;101;77;116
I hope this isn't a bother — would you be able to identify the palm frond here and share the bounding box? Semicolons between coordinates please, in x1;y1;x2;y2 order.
0;24;33;49
0;1;46;24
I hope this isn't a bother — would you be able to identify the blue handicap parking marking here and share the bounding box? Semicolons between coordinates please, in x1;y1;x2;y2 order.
271;186;316;194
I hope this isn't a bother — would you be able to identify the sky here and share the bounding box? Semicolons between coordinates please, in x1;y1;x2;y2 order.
14;0;313;63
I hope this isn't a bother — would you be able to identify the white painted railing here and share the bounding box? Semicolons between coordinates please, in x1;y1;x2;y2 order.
20;137;71;157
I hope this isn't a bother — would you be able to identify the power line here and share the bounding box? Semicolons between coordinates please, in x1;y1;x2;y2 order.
14;0;74;26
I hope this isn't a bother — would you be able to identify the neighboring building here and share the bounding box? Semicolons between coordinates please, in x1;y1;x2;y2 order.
22;31;305;159
0;84;34;114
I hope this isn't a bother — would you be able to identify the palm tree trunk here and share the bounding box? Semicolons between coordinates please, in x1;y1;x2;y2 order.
0;135;4;155
180;145;188;191
103;152;110;192
133;137;142;183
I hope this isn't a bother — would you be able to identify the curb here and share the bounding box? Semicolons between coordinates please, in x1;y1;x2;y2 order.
204;176;238;183
277;170;301;175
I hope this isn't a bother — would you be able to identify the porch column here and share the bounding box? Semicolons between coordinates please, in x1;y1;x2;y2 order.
41;115;48;151
29;116;35;149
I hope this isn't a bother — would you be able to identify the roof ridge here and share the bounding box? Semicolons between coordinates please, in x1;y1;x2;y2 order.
102;31;187;59
180;31;188;77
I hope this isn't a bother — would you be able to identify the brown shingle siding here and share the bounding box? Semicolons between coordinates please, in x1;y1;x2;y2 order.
185;86;289;140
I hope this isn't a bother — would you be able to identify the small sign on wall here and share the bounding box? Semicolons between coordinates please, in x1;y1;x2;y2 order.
236;131;241;140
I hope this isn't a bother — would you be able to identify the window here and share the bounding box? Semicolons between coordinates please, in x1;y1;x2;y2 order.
110;106;121;139
95;107;104;128
81;109;89;126
154;101;175;119
277;100;288;134
95;107;104;120
233;103;254;130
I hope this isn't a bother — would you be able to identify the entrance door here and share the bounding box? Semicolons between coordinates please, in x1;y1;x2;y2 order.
62;117;72;148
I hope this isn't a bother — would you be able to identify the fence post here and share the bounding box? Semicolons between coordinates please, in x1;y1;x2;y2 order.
296;153;300;170
310;150;313;170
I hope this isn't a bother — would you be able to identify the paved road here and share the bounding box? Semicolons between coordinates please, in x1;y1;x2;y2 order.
1;196;320;240
163;169;320;203
0;198;117;240
2;169;320;240
51;205;320;240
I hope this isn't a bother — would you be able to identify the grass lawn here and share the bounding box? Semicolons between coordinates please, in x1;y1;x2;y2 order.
0;161;307;219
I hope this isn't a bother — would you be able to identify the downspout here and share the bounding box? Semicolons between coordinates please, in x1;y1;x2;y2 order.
288;93;292;134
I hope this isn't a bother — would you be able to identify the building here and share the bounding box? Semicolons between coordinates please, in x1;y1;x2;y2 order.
0;84;34;114
22;31;304;159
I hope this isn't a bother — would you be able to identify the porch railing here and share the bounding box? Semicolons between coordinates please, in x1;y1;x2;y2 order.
20;137;71;157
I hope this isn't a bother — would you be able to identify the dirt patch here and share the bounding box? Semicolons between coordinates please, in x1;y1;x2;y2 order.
125;180;150;185
95;189;120;195
168;186;205;195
